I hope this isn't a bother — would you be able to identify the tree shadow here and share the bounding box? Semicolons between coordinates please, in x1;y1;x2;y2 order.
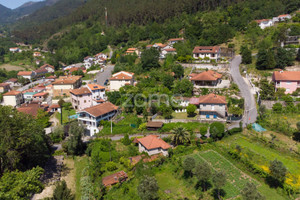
265;175;283;188
212;188;226;200
195;180;212;192
183;170;193;179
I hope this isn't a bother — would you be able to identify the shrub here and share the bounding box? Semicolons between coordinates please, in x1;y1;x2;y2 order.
187;104;197;117
227;127;242;135
200;126;208;136
209;122;225;139
105;161;118;171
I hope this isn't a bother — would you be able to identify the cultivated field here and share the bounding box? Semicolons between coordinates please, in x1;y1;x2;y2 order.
0;64;25;71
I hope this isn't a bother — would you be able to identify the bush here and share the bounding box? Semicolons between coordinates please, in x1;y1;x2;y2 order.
227;127;242;135
105;161;118;171
199;126;208;136
209;122;225;139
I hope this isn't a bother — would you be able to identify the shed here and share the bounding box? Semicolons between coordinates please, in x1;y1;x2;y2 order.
146;121;164;130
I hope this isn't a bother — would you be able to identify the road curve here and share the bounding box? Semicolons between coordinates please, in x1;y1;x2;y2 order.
230;55;258;127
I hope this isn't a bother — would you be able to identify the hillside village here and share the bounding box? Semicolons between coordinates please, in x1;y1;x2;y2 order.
0;1;300;200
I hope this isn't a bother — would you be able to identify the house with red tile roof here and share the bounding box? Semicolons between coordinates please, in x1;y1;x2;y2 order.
9;47;21;53
102;171;128;187
110;71;134;91
137;135;171;156
52;76;82;97
3;90;24;107
198;93;227;119
168;38;184;45
189;70;222;87
33;92;49;102
272;70;300;94
254;19;273;29
40;64;55;73
17;103;47;117
0;83;11;93
193;46;221;61
77;102;118;136
125;48;140;56
277;14;291;21
17;71;36;80
33;52;42;57
5;78;21;87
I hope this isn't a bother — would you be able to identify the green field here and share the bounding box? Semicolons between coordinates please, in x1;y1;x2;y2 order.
55;108;76;124
190;150;286;200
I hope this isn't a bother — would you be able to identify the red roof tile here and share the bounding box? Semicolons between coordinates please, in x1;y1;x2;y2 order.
102;171;128;187
3;90;21;96
193;46;220;54
110;71;134;80
273;71;300;81
70;87;91;95
137;135;171;150
190;70;222;81
198;93;226;104
33;92;48;97
18;71;34;76
87;84;105;91
168;38;184;42
80;102;118;117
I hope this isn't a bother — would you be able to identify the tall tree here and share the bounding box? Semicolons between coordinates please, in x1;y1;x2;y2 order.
137;176;159;200
171;126;190;145
183;157;196;177
269;159;287;183
64;121;84;155
141;48;160;71
241;45;252;64
52;180;74;200
212;171;227;199
194;162;212;191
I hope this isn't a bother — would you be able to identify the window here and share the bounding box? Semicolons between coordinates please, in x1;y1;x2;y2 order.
286;88;290;92
84;100;86;103
287;81;291;84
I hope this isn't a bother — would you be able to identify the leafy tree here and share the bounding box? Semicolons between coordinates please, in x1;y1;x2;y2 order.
0;106;50;173
259;79;275;100
212;171;226;199
107;91;121;105
52;180;74;200
123;133;131;146
36;109;50;128
241;45;252;64
173;79;193;97
209;122;225;139
159;104;173;119
141;48;160;71
58;98;65;124
275;48;295;69
183;157;195;177
272;103;283;113
0;167;44;199
256;49;276;70
171;126;190;145
161;74;174;89
172;64;184;79
137;176;159;200
228;106;243;116
241;182;264;200
269;159;287;182
194;162;211;191
64;121;84;155
50;125;65;143
187;104;197;117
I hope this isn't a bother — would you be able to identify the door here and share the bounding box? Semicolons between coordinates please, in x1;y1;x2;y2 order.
206;114;210;119
213;114;217;119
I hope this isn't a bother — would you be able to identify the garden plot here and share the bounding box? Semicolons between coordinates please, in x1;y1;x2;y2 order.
192;150;259;199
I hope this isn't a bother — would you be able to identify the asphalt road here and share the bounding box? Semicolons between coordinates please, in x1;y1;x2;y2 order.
95;64;114;85
17;78;47;92
230;55;258;128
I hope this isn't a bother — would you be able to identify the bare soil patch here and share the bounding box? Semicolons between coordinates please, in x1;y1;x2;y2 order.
0;64;25;71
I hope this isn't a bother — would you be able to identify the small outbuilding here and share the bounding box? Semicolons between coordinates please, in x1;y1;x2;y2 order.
146;121;164;131
102;171;128;187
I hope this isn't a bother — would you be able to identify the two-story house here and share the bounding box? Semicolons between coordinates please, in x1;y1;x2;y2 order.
272;71;300;94
109;71;134;91
5;78;21;88
70;87;93;110
77;102;118;136
52;76;82;97
168;38;184;45
193;46;221;61
87;84;106;105
40;64;55;73
3;90;24;107
254;19;273;29
126;48;140;56
137;135;171;156
198;93;227;119
189;70;222;87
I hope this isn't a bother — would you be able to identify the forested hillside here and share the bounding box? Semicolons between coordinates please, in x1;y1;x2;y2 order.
12;0;300;43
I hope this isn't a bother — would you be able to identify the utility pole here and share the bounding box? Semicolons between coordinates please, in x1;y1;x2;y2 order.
111;117;112;134
105;7;108;26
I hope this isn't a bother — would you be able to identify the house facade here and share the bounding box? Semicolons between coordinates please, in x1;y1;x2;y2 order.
189;70;222;87
5;78;21;87
272;71;300;94
52;76;82;97
3;90;24;107
0;83;11;93
126;48;140;56
137;135;171;156
17;71;36;80
77;102;118;136
40;64;55;73
168;38;184;45
255;19;273;29
9;47;20;53
70;87;93;110
109;71;134;91
198;93;227;119
87;84;106;105
193;46;221;60
278;14;291;21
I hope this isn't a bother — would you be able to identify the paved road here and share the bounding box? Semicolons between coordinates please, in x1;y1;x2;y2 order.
95;64;114;85
17;78;47;92
230;55;258;128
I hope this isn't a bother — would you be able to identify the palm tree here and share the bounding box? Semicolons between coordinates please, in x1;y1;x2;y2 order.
171;126;190;145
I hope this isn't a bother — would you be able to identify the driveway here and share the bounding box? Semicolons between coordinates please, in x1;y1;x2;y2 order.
95;64;114;85
229;55;258;128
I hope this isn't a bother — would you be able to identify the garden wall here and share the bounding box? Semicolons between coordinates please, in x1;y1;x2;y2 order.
260;100;300;109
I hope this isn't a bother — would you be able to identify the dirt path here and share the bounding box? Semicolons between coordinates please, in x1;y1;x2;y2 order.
50;114;59;127
61;158;76;193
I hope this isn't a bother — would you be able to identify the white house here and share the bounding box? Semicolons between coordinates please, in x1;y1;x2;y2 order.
17;71;36;80
255;19;273;29
193;46;221;60
9;47;21;53
137;135;171;156
109;71;134;91
160;48;177;59
40;64;55;73
198;93;227;119
3;90;24;107
86;84;106;105
278;14;291;22
77;102;118;136
23;92;38;102
168;38;184;45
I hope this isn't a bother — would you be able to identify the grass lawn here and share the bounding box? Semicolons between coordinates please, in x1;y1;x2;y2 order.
157;112;198;120
55;108;76;124
82;73;95;81
74;156;89;200
0;63;27;71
